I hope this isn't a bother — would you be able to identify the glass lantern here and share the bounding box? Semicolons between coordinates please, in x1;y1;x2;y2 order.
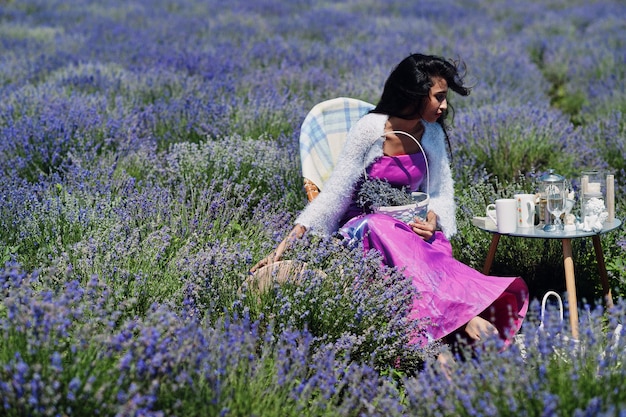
540;169;567;232
580;170;605;216
580;170;608;230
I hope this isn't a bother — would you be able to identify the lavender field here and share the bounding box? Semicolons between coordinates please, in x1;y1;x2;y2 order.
1;0;626;415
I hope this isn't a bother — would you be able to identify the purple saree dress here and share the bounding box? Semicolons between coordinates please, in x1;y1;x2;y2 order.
339;152;529;346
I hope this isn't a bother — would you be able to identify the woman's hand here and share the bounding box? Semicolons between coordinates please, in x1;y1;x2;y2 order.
250;224;306;273
409;210;439;241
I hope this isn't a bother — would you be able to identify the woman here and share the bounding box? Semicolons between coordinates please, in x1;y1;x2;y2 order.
252;53;528;348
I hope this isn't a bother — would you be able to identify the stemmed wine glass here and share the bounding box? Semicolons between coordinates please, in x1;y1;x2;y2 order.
546;183;566;231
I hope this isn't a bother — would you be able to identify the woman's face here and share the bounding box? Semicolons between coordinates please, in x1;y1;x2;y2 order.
421;76;448;123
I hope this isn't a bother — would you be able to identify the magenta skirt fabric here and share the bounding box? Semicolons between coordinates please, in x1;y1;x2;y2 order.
341;213;528;345
339;153;529;346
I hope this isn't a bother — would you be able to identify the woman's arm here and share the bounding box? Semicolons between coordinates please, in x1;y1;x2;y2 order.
250;224;307;272
294;113;388;235
421;122;457;238
251;113;387;271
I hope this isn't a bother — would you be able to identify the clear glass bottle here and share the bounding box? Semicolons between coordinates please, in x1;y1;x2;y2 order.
540;169;567;232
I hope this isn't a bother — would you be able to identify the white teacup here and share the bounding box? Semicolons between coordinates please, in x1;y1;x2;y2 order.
486;198;517;233
514;193;536;228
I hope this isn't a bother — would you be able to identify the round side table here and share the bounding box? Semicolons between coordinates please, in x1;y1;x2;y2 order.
473;218;622;339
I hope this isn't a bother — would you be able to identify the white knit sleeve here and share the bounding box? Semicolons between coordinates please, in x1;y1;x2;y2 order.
421;124;457;238
295;113;387;235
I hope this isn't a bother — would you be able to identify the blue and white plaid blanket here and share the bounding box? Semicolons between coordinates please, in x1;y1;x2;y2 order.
299;97;374;191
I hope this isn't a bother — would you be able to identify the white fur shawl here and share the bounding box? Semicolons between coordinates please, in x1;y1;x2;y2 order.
295;112;457;238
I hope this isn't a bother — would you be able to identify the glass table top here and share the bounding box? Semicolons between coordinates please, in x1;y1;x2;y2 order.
472;218;622;239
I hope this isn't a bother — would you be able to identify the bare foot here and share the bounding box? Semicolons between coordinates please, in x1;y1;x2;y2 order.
463;316;498;341
436;349;455;380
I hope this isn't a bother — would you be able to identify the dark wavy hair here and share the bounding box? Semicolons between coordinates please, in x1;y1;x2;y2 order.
371;53;471;153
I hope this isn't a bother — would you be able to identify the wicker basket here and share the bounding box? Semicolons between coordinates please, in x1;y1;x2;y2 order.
244;260;327;295
376;191;429;223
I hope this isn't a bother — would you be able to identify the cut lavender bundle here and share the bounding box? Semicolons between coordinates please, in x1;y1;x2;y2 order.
357;178;428;223
357;178;414;210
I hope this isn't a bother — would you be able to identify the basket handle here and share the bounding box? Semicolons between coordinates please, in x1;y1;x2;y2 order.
380;130;430;197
